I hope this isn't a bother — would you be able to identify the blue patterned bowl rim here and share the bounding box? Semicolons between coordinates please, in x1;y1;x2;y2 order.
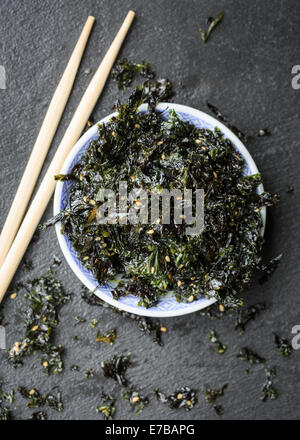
53;103;266;318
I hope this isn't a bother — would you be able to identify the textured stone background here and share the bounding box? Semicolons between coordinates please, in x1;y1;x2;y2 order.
0;0;299;420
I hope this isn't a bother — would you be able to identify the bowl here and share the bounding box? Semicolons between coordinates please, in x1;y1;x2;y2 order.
53;103;265;318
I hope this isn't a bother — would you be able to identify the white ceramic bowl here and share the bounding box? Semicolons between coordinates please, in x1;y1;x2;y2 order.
54;103;265;317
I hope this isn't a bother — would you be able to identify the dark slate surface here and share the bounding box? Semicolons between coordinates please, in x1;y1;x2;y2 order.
0;0;299;420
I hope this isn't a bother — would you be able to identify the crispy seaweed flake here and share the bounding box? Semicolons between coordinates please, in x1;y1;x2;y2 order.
261;368;278;402
96;392;116;420
7;266;69;374
234;303;266;335
213;404;224;416
85;369;95;380
154;386;197;411
90;318;98;328
95;329;117;346
101;354;132;386
122;387;149;416
70;364;80;371
200;12;224;43
73;314;86;325
259;254;282;285
237;347;265;364
18;386;63;412
274;333;293;357
209;330;227;354
30;411;48;420
207;101;247;142
0;381;15;420
81;288;165;346
112;59;155;91
205;384;227;404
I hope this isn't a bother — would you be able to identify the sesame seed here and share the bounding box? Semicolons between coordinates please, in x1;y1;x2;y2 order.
188;295;194;302
165;255;171;262
187;400;192;406
135;124;141;129
177;393;183;400
83;256;89;261
13;342;20;352
219;304;225;312
151;266;155;274
10;292;17;299
195;139;201;144
177;280;182;287
31;325;39;332
83;196;88;203
146;229;155;235
160;326;167;333
43;361;49;368
29;389;36;396
132;396;140;404
90;199;96;206
161;154;165;160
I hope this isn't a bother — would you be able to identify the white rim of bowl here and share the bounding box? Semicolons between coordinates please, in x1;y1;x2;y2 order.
53;102;266;317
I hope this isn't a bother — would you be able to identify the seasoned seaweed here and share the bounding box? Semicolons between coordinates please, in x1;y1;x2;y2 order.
85;369;95;380
207;101;247;142
209;329;227;354
8;266;69;374
0;381;15;420
95;329;117;345
154;386;197;411
205;384;227;404
274;333;293;357
52;82;277;310
96;392;116;420
112;59;155;91
259;254;282;285
200;12;224;43
81;288;165;346
30;411;48;420
122;387;149;415
73;314;86;325
237;347;265;364
261;368;278;402
101;354;132;386
234;303;266;334
18;386;63;412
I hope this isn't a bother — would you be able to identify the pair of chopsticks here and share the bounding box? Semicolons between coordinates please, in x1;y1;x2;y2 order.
0;11;135;304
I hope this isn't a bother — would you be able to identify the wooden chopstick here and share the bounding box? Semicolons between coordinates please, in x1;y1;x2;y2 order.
0;16;95;267
0;10;135;304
